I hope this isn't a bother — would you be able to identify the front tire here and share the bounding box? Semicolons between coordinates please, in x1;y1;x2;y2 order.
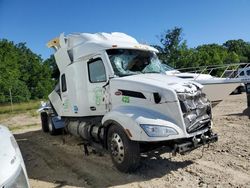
41;112;49;132
107;124;140;172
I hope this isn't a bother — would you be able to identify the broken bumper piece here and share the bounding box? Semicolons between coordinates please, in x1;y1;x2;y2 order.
173;131;218;155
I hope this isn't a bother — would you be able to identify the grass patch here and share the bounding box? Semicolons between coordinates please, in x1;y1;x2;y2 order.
0;114;12;122
0;109;39;122
9;123;39;131
29;109;39;117
0;100;41;114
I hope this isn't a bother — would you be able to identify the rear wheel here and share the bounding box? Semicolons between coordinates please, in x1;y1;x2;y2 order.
107;124;140;172
41;112;49;132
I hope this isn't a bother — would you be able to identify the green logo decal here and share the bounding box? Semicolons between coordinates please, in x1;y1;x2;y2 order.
63;99;69;110
94;87;103;106
122;96;130;103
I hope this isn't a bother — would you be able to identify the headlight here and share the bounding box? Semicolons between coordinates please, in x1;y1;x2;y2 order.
5;166;29;188
140;124;178;137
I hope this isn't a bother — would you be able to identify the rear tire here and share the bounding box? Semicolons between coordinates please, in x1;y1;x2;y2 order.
107;124;140;172
41;112;49;132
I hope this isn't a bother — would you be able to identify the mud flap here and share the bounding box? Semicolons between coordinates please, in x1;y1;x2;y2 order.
51;116;65;129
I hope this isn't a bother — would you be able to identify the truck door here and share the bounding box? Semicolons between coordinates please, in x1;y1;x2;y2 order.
87;55;108;115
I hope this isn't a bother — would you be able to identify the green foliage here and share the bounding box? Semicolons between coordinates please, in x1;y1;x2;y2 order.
157;27;188;68
156;27;249;73
43;55;59;81
0;39;54;103
223;39;250;62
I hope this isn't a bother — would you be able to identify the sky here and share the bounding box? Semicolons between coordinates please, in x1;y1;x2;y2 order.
1;0;250;60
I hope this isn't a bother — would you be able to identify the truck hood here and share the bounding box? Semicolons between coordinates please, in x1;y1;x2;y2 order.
0;125;21;186
114;73;203;93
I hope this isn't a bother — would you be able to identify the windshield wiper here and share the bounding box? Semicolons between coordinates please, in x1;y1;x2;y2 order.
143;71;160;74
119;73;137;77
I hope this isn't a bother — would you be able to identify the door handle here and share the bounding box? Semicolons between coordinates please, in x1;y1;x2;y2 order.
90;106;96;111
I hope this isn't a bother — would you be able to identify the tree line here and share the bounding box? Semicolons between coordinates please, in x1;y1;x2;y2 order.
1;27;250;103
0;40;54;103
155;27;250;70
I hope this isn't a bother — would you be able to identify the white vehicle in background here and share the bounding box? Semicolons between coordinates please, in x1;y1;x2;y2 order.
0;125;30;188
238;66;250;79
40;32;218;172
233;67;250;94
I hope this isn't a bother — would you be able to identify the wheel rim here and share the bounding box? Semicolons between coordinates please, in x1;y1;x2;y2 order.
48;118;52;132
110;133;124;163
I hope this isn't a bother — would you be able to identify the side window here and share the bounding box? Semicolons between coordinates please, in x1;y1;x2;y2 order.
61;74;67;92
88;58;107;83
247;70;250;76
239;71;245;76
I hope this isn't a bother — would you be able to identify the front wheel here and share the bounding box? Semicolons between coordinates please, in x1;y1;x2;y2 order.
41;112;49;132
107;124;140;172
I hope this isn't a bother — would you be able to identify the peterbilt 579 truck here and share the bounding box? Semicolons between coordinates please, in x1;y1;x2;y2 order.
40;32;218;172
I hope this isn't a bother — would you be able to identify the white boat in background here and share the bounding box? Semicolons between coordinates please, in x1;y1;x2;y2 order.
195;79;241;106
163;63;250;106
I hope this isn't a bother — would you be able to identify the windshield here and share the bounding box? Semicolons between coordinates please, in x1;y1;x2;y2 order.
106;49;165;77
161;63;175;71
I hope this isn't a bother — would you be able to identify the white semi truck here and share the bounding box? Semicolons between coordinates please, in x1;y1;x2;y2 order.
40;32;218;172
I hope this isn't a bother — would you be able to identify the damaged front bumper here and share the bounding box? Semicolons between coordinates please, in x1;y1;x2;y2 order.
172;130;218;155
140;130;218;156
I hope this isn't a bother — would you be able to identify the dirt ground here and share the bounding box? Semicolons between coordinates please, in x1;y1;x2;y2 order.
4;94;250;188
